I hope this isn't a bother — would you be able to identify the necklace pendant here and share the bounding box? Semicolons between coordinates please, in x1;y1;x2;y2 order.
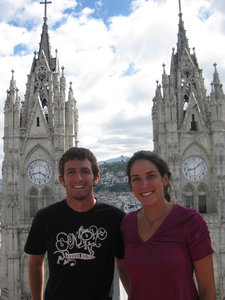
149;221;154;228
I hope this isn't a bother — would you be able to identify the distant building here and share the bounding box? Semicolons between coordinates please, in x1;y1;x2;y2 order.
0;1;78;298
152;3;225;298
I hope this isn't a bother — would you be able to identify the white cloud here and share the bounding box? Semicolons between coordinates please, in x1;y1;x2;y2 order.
0;0;225;169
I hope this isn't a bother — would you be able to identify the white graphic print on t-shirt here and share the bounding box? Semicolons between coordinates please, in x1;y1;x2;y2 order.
54;225;107;266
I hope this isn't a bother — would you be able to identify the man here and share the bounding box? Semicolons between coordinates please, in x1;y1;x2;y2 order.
24;147;127;300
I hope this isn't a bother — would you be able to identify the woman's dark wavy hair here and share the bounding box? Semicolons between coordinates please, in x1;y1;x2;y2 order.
59;147;100;180
126;150;172;202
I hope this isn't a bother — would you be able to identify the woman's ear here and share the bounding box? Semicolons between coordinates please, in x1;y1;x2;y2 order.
162;173;169;186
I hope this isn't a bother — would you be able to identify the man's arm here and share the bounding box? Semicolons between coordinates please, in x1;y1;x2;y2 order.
115;258;130;296
29;254;45;300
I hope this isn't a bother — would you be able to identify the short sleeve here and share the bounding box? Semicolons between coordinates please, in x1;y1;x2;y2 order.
24;211;46;255
184;209;213;261
114;211;126;259
115;226;125;259
120;211;138;247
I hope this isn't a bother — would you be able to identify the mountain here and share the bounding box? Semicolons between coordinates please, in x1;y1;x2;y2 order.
98;155;130;165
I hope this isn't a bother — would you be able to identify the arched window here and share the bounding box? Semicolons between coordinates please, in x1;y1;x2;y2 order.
30;188;39;217
183;96;189;118
183;185;194;208
41;187;53;207
198;185;207;214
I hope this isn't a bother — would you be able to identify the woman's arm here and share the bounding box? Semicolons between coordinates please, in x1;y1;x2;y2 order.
194;254;216;300
115;258;130;296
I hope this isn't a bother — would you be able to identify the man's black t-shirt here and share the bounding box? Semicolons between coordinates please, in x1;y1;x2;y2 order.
24;200;125;300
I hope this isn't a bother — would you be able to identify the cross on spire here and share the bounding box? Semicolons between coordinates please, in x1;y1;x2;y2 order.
40;0;52;21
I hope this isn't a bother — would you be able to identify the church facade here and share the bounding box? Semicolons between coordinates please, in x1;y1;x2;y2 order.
0;3;79;299
0;1;225;299
152;7;225;299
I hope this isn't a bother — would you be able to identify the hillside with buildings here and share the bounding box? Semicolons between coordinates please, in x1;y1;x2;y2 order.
94;159;141;212
95;160;129;193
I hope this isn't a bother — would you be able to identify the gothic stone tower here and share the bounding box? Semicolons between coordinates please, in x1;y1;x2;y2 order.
152;3;225;299
0;2;79;299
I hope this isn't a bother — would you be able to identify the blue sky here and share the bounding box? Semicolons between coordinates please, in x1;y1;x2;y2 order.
0;0;225;168
76;0;132;21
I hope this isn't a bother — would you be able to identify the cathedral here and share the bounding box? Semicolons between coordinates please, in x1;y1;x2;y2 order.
152;2;225;299
0;0;225;299
0;1;79;299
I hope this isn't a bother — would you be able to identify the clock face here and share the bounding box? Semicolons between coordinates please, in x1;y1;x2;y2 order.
27;159;52;186
183;156;207;182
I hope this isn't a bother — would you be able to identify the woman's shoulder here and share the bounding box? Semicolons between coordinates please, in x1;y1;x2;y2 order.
172;205;213;260
121;210;138;226
172;204;209;235
121;210;139;239
124;209;138;219
173;203;202;219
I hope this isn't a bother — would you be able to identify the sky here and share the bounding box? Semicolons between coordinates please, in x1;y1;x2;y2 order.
0;0;225;167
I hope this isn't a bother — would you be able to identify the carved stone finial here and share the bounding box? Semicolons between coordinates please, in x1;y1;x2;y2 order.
61;66;65;76
11;69;15;79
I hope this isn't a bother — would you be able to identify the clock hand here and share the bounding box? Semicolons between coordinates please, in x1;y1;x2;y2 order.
187;167;193;171
32;172;40;176
39;172;46;177
187;162;202;172
32;171;45;177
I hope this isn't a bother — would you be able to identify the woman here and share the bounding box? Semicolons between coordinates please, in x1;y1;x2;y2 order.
121;150;216;300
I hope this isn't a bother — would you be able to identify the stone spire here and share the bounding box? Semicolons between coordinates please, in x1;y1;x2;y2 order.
210;63;225;122
151;1;225;296
38;1;52;67
0;1;79;295
177;0;189;59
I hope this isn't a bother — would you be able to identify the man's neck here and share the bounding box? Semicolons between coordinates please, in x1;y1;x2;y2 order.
66;197;96;212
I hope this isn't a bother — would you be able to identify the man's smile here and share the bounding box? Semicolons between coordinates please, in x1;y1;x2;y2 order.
72;185;85;189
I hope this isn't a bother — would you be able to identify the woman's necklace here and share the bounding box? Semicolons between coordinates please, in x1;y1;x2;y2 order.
143;206;171;229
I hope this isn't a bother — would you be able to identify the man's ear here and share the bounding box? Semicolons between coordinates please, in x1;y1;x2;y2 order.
59;175;65;187
93;173;100;187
